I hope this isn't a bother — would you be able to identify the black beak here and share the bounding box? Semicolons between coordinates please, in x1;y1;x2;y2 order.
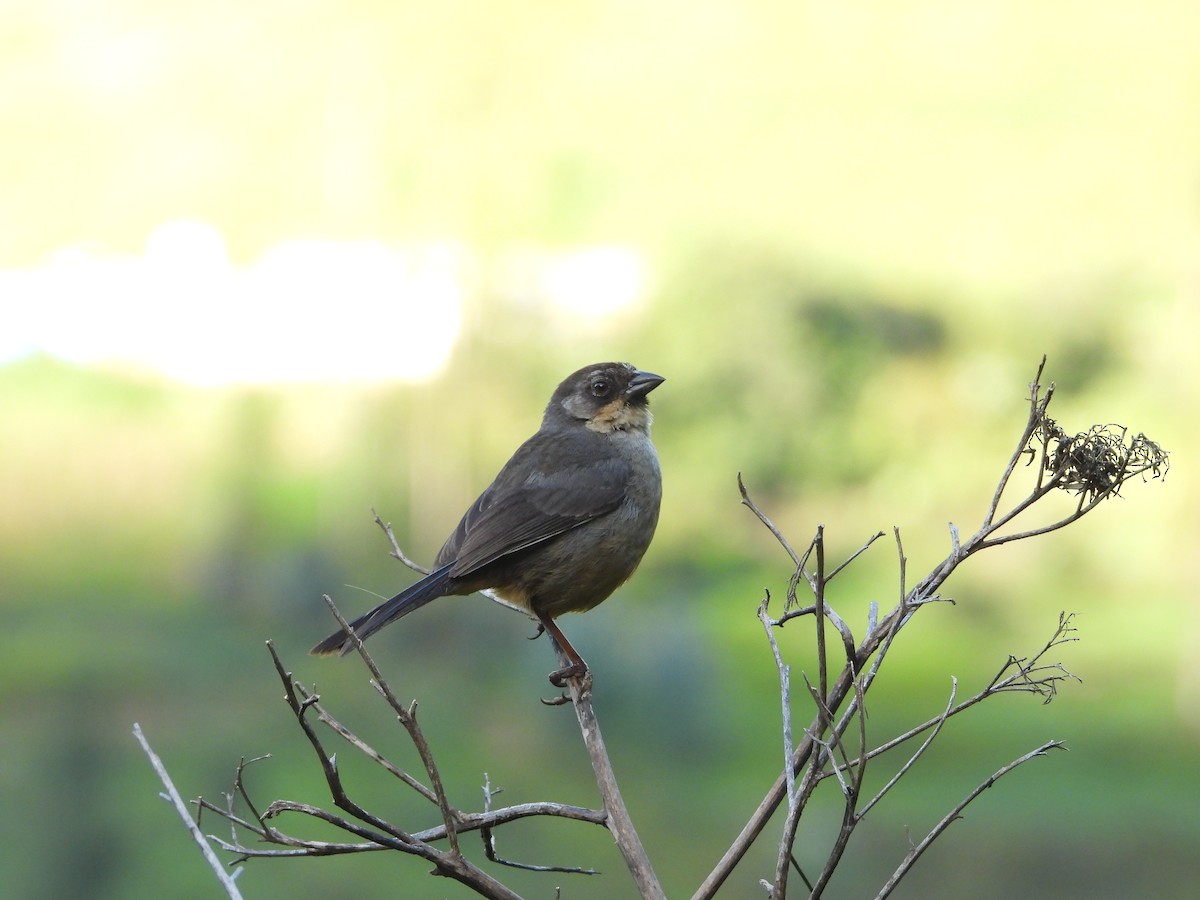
626;369;665;398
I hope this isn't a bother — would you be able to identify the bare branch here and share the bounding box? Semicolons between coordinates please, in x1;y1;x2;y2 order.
479;774;600;875
874;742;1067;900
857;678;958;819
773;530;882;665
133;723;245;899
200;790;608;861
265;639;423;846
826;530;887;582
759;596;797;813
806;679;869;898
373;508;433;575
290;681;438;803
698;359;1163;898
983;355;1052;529
318;595;462;853
738;472;805;569
814;527;829;720
819;614;1079;781
550;649;666;900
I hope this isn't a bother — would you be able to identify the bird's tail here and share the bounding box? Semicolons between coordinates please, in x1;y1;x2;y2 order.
310;564;455;657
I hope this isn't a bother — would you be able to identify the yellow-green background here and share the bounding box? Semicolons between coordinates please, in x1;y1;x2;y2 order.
3;2;1196;898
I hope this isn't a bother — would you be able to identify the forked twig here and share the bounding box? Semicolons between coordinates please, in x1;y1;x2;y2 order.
479;773;600;874
316;595;461;852
696;359;1166;899
133;724;245;900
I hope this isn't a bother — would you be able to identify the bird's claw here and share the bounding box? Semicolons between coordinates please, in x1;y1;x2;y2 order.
547;662;588;688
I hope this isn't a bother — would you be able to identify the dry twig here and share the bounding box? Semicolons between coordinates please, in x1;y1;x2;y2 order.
697;358;1167;898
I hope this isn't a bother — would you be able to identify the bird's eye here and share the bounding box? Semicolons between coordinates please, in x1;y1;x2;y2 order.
590;378;612;398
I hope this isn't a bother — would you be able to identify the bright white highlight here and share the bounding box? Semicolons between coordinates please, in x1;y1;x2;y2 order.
541;246;645;319
0;221;466;385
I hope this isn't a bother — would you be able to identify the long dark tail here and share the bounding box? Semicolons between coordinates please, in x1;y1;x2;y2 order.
310;564;455;656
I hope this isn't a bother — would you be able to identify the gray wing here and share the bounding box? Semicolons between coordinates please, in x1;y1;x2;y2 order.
437;434;631;577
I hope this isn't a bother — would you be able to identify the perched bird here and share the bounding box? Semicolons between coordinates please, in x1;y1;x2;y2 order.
312;361;664;685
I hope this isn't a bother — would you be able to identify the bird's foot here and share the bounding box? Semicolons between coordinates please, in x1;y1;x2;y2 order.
548;661;588;688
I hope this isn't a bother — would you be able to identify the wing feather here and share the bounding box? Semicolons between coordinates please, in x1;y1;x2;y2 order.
438;432;630;577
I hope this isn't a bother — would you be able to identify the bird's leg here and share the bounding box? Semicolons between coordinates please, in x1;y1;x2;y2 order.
537;612;589;687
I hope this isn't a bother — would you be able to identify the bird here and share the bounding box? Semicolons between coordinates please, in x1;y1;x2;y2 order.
311;361;664;686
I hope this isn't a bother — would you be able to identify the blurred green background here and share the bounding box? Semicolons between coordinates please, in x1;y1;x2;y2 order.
2;2;1196;898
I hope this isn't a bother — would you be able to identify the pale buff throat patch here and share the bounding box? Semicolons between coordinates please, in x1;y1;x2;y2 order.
586;399;653;433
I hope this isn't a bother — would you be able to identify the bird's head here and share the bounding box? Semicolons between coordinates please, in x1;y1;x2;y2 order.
550;362;665;434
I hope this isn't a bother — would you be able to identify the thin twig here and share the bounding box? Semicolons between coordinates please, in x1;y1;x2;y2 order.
200;793;608;859
319;595;462;854
814;615;1078;786
270;637;525;897
759;596;796;812
826;530;887;581
551;646;666;900
807;678;870;898
858;679;958;818
290;681;438;803
739;473;804;568
133;723;245;900
479;773;600;874
874;741;1067;900
696;360;1150;898
814;526;829;721
983;355;1050;528
266;641;422;846
373;508;433;575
